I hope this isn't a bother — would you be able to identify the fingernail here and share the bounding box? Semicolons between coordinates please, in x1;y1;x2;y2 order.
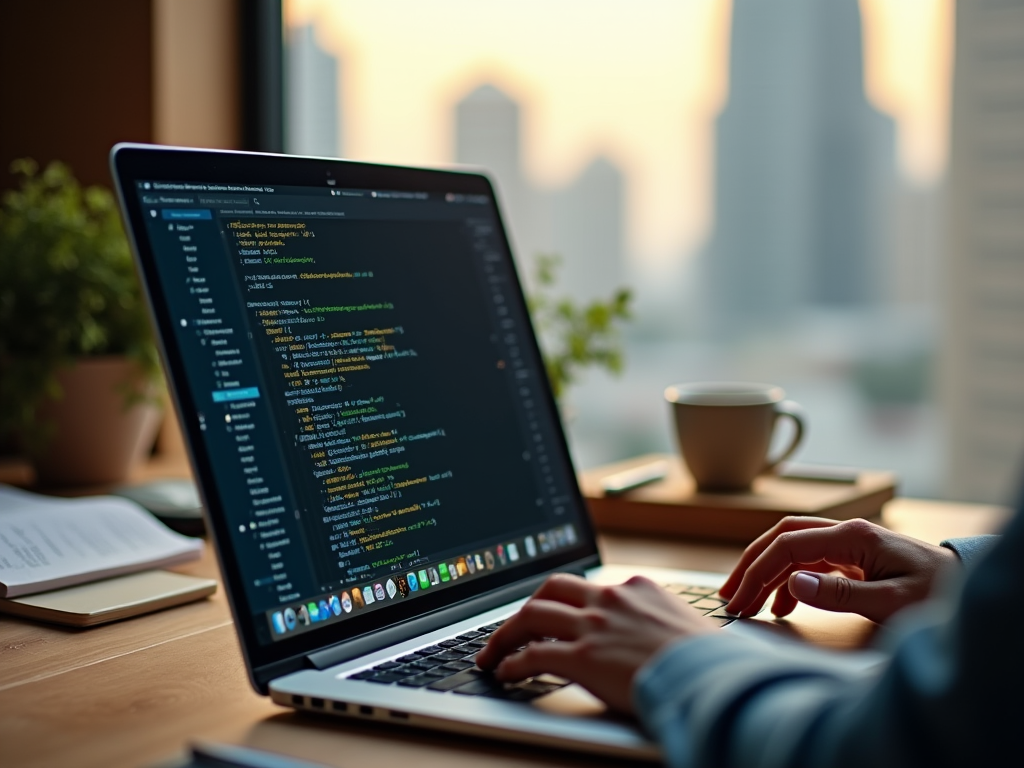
792;572;819;601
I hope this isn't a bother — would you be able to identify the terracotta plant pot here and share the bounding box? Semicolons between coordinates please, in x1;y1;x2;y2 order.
29;356;162;487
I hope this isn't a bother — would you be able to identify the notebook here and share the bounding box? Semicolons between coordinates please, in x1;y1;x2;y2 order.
111;144;801;760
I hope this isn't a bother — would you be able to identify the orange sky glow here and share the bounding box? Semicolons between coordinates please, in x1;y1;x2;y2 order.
284;0;953;265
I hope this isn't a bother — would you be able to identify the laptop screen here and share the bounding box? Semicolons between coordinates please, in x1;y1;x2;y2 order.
115;148;595;659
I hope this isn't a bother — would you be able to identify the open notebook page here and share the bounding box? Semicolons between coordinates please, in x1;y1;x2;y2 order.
0;485;203;598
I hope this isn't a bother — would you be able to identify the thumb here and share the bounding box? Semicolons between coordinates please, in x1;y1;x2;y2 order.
788;571;897;623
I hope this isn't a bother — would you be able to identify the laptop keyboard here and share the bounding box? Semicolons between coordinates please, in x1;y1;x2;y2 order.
662;583;737;625
344;583;734;699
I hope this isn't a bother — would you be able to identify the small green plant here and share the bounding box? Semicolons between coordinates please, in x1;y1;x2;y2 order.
527;253;632;400
0;159;160;447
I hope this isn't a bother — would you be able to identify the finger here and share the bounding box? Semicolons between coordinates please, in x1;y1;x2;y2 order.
734;569;797;617
770;584;799;617
725;523;877;615
476;600;588;670
719;517;838;599
769;563;845;617
529;572;602;608
493;639;584;683
788;571;902;623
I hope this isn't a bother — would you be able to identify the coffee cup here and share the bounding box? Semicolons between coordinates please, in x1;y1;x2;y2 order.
664;382;806;492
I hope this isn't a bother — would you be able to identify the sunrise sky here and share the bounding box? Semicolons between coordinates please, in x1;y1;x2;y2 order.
283;0;953;265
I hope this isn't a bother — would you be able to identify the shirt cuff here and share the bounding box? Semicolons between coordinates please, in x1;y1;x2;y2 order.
939;535;999;567
632;633;759;766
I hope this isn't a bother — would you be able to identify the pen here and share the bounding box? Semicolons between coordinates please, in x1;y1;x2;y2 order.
777;463;860;484
600;460;670;495
190;741;331;768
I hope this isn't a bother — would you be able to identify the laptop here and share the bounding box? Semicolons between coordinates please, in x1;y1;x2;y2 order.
110;143;758;761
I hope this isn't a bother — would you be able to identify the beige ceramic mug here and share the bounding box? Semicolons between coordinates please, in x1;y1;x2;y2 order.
664;382;806;492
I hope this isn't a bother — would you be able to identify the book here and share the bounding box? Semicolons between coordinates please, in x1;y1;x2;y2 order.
0;570;217;627
0;485;204;598
579;454;897;544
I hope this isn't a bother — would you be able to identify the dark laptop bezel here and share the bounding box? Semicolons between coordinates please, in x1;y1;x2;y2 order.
110;144;602;692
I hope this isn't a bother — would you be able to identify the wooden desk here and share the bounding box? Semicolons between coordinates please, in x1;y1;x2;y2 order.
0;468;1009;768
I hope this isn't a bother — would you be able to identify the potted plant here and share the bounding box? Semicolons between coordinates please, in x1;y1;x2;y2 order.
526;253;632;402
0;159;163;486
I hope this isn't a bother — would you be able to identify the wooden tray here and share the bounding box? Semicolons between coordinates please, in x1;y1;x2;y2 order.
579;453;897;544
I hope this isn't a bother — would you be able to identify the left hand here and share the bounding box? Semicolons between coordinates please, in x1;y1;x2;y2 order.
718;516;958;623
475;573;720;714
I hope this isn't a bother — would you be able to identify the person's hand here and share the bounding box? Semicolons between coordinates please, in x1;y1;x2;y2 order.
719;517;959;624
475;573;719;714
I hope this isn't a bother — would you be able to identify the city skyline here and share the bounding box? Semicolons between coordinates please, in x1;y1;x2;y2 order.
454;83;627;303
705;0;897;336
280;2;969;501
283;0;952;269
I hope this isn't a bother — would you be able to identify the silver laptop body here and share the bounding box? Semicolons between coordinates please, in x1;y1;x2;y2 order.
113;144;793;762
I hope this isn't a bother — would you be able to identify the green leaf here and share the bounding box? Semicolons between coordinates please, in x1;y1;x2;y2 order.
524;254;633;402
0;159;162;446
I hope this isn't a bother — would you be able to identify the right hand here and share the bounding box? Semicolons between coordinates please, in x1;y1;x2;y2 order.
718;517;959;624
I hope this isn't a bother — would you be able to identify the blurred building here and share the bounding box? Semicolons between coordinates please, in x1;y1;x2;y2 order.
454;84;627;300
705;0;896;336
454;84;533;266
549;156;626;302
941;1;1024;503
285;24;340;157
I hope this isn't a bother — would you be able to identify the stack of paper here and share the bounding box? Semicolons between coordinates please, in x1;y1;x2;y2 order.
0;485;204;598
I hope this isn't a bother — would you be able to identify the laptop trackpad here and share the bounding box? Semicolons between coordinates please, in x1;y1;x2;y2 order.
531;682;608;717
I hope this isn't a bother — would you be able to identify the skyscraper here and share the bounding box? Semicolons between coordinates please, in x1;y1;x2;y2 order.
453;83;628;300
705;0;896;336
550;156;626;302
940;1;1024;503
286;24;341;157
454;84;533;265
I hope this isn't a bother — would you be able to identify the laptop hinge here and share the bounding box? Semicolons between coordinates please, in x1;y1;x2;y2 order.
305;555;599;671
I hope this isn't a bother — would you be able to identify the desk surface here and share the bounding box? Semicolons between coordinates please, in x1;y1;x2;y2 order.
0;460;1009;768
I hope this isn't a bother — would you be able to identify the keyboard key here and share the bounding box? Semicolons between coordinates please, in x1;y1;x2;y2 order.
691;598;727;611
500;687;547;702
372;661;403;671
452;643;479;655
520;680;564;695
398;654;423;664
456;631;484;640
438;639;463;649
408;659;443;671
439;660;474;672
416;645;444;655
426;669;487;691
465;640;488;649
349;670;378;680
397;673;444;688
683;586;716;596
453;677;510;697
430;650;469;662
362;671;407;684
492;681;563;701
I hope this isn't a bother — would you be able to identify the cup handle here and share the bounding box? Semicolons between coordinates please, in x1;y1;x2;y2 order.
763;400;806;474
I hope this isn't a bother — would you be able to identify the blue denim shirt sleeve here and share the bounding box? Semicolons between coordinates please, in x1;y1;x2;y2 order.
633;499;1022;768
939;535;999;566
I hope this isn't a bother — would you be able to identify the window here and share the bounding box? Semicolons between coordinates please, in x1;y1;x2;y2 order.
280;1;1024;504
